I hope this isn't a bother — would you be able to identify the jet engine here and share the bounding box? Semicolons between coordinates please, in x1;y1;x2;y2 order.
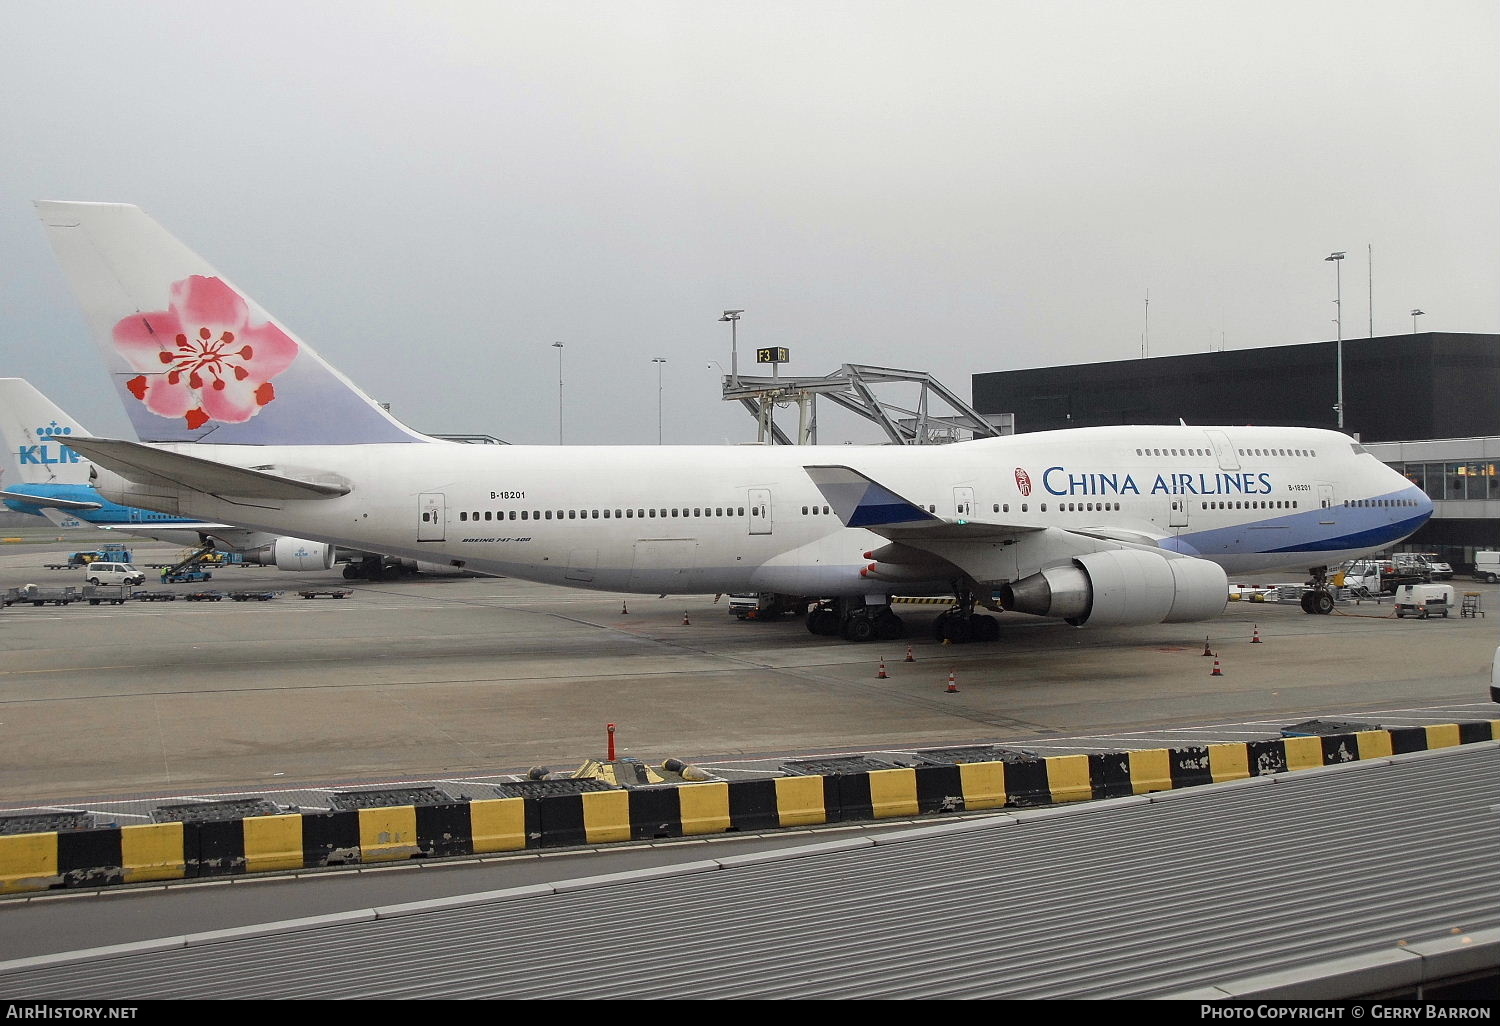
997;550;1227;626
271;536;336;572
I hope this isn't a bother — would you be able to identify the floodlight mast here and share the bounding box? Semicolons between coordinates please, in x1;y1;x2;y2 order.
1326;252;1345;431
719;310;743;386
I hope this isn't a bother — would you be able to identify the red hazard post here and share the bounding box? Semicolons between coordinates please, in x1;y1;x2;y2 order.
607;722;617;761
1211;657;1223;677
945;670;959;693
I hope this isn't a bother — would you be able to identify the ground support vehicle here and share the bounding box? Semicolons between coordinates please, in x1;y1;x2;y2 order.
298;589;352;599
48;545;135;569
1394;583;1456;619
1473;551;1500;584
183;590;226;602
160;567;213;584
727;592;807;621
3;584;82;606
83;585;131;606
229;591;282;602
131;590;178;602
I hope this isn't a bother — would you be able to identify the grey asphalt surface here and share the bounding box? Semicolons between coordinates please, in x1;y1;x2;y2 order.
2;533;1495;809
1;531;1497;964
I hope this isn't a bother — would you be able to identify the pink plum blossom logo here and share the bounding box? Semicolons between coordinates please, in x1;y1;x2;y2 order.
1014;468;1032;496
111;276;299;430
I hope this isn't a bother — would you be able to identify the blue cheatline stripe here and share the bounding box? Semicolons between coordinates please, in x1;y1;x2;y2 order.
848;501;935;528
1262;512;1433;554
1175;507;1430;557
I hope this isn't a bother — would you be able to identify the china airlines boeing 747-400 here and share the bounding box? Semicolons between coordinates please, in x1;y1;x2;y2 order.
33;200;1431;643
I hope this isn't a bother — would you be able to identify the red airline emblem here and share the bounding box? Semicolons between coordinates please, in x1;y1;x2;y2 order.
1015;468;1032;496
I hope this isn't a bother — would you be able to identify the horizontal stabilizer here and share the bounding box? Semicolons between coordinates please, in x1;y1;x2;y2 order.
0;489;102;511
60;436;350;500
804;465;943;529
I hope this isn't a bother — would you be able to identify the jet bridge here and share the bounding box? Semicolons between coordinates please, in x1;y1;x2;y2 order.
718;363;1011;445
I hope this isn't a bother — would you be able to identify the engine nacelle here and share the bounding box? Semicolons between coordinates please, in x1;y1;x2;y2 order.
998;550;1228;627
272;537;336;572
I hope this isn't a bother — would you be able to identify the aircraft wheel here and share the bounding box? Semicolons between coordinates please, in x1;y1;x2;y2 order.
874;610;906;640
842;615;877;643
1299;591;1316;614
806;607;840;636
1313;590;1335;615
941;614;974;644
971;614;1000;642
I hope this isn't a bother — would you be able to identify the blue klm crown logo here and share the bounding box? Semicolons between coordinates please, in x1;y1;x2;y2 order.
18;421;83;465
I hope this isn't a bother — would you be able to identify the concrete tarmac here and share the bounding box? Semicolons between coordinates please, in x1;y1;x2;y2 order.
2;534;1496;810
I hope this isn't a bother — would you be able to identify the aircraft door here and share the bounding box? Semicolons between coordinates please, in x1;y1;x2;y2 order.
954;486;975;518
748;489;772;535
418;492;445;541
1170;498;1189;528
1205;430;1240;471
1317;483;1337;524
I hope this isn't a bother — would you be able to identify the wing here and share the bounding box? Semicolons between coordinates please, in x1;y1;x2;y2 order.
60;436;350;500
0;488;103;511
805;463;1177;587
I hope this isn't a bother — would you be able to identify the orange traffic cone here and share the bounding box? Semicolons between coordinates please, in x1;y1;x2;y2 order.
876;659;888;679
621;601;629;615
945;670;959;693
1251;624;1262;644
1211;657;1223;677
682;612;690;626
904;645;916;663
1202;637;1215;656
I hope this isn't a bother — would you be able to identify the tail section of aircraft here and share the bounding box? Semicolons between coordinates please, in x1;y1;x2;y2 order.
34;201;434;446
0;377;94;485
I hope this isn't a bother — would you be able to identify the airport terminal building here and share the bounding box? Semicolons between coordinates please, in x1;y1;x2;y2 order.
970;332;1500;571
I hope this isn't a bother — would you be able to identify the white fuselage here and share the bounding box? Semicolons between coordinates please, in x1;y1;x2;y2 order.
95;424;1431;597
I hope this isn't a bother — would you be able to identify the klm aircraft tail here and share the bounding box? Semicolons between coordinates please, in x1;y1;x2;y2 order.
0;378;93;485
35;201;433;446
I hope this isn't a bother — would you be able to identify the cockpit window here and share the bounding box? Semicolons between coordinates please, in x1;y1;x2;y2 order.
1350;443;1369;455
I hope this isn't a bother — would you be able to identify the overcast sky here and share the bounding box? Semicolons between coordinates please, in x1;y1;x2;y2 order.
1;0;1495;482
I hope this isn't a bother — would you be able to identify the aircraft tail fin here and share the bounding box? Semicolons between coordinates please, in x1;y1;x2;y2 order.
34;201;434;446
0;378;94;485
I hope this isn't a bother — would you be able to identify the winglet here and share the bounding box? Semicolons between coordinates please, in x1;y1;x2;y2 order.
804;465;943;529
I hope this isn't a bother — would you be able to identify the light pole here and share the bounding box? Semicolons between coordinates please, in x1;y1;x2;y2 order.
1326;251;1345;431
651;357;667;444
1411;308;1425;334
719;309;743;385
551;341;564;444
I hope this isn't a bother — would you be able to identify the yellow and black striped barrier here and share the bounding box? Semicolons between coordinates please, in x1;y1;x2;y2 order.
2;722;1495;896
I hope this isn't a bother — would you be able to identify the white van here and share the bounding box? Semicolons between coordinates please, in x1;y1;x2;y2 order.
1474;551;1500;584
83;562;147;587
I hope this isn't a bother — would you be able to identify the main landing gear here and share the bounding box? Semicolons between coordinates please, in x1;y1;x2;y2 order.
805;598;907;642
931;589;1000;643
1299;565;1336;615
